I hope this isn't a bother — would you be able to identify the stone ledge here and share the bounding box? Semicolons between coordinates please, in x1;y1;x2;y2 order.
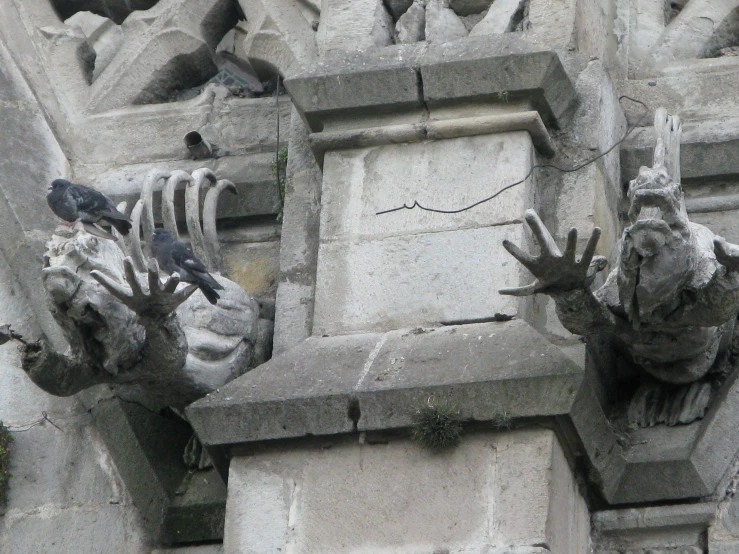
621;116;739;184
186;319;583;446
187;313;739;507
307;111;555;167
285;35;578;133
593;503;716;533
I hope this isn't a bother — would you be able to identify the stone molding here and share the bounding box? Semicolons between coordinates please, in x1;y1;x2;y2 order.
307;110;555;167
285;35;579;133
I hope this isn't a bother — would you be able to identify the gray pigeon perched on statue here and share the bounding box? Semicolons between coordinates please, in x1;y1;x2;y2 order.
151;228;224;305
47;178;132;240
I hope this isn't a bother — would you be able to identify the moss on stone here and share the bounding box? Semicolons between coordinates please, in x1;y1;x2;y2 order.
0;421;12;506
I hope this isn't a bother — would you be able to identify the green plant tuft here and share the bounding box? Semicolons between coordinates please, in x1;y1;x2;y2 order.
412;401;463;450
0;421;12;507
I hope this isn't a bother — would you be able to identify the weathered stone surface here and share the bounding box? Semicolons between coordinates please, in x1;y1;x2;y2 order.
187;320;583;446
313;225;522;334
395;0;426;44
317;0;394;53
313;131;534;335
86;0;239;112
161;469;227;544
0;504;147;554
285;43;425;131
0;40;69;349
421;36;579;126
425;0;469;44
224;430;588;553
65;11;124;81
319;131;534;241
273;106;323;355
593;503;715;553
528;0;577;48
238;0;318;77
469;0;525;35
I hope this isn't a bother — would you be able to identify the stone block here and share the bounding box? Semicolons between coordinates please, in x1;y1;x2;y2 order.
223;429;588;553
284;44;425;131
319;132;534;241
355;320;583;430
593;503;715;552
689;209;739;245
528;0;577;48
421;36;578;126
187;320;583;447
314;130;535;335
313;225;523;335
273;106;323;354
317;0;394;53
188;332;381;445
0;504;147;554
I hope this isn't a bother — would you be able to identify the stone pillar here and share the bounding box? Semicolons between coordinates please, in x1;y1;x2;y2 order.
188;35;595;554
224;429;589;553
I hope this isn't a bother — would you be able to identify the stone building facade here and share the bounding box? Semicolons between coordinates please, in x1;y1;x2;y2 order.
1;0;739;553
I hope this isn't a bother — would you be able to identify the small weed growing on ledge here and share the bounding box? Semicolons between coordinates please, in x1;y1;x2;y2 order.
0;421;12;506
491;411;512;430
412;400;462;450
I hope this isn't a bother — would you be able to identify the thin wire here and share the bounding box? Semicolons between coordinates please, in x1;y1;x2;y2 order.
375;95;649;216
7;411;65;433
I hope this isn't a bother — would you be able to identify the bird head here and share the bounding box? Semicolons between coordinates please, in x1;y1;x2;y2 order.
152;228;174;243
49;179;72;192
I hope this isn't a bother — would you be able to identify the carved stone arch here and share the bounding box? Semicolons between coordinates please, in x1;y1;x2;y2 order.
85;0;240;111
645;0;739;69
702;4;739;57
236;0;318;78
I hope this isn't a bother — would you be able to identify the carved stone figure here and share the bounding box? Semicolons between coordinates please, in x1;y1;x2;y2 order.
501;109;739;427
21;168;266;411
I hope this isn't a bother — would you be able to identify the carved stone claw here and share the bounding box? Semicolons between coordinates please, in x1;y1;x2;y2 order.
91;257;198;318
713;236;739;272
499;209;602;296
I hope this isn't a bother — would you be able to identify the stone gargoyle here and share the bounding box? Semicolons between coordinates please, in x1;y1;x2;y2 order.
21;168;270;411
501;109;739;428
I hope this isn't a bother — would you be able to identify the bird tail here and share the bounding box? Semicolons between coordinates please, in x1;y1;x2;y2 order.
199;282;221;305
192;270;225;291
104;217;132;235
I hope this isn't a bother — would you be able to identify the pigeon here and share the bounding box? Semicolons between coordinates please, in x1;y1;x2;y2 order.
151;228;224;305
47;179;132;241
